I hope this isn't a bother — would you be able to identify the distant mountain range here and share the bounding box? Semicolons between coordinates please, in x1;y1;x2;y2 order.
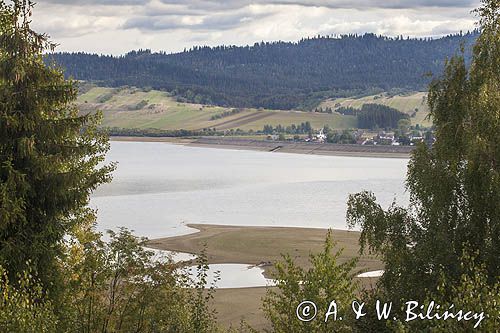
50;32;478;110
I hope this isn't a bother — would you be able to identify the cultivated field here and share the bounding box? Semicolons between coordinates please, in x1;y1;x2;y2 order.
318;91;432;127
77;87;357;131
77;87;431;131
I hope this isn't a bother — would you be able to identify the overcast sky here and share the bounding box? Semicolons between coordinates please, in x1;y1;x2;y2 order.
30;0;480;55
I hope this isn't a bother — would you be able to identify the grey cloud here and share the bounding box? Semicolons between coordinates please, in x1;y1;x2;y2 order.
430;21;475;35
122;0;479;33
123;10;272;31
41;0;479;10
156;0;479;10
32;0;478;54
122;16;186;30
268;0;477;9
42;0;149;4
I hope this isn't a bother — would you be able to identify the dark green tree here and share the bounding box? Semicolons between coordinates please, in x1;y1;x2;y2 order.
0;0;113;297
346;0;499;305
262;231;358;333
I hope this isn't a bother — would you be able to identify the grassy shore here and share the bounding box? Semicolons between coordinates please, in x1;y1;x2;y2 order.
148;224;382;329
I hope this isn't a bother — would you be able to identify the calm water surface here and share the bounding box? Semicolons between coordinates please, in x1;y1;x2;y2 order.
91;142;409;239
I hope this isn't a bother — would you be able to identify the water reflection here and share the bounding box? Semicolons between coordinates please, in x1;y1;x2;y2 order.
92;142;409;239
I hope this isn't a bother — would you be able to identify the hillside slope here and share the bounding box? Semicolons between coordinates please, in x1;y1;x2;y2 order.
78;87;357;131
319;92;431;126
54;32;477;110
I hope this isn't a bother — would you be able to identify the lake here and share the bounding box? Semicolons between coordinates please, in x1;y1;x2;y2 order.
92;141;409;239
91;141;408;288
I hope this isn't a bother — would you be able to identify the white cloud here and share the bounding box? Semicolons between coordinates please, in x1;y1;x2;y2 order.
30;0;480;54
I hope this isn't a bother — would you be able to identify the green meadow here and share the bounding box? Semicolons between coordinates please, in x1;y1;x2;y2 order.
77;86;358;131
78;86;431;132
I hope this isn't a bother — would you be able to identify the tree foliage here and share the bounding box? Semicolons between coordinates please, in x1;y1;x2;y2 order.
392;251;500;332
0;3;221;332
357;104;409;129
262;231;358;333
59;225;220;333
335;103;409;129
0;0;114;297
346;0;500;312
1;223;222;333
0;265;58;332
325;129;357;144
262;122;312;135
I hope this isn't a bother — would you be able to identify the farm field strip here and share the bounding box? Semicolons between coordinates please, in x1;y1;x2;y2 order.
77;87;430;131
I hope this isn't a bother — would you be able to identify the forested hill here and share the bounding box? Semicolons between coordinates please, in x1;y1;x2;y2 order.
51;32;477;110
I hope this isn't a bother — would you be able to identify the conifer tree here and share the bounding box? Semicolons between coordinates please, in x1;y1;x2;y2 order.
0;0;113;296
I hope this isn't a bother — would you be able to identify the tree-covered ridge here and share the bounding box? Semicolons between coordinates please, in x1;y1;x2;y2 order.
50;32;477;110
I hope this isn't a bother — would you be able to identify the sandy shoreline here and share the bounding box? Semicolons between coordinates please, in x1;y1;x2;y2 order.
148;224;382;279
148;224;382;329
110;136;413;158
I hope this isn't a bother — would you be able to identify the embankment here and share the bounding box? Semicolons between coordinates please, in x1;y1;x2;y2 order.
189;137;414;158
